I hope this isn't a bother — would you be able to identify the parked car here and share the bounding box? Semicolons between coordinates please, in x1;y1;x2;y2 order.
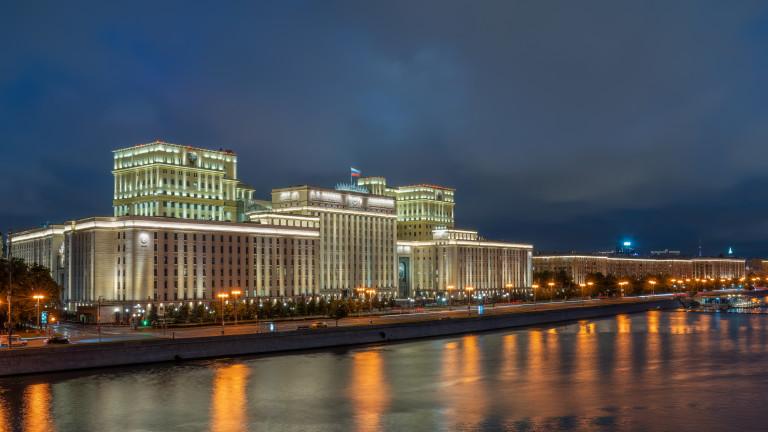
309;321;328;329
0;335;27;347
45;335;70;345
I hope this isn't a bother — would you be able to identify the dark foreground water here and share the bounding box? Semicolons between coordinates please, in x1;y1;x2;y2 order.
2;311;768;432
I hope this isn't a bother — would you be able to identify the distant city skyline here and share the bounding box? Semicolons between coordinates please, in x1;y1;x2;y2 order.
4;1;768;256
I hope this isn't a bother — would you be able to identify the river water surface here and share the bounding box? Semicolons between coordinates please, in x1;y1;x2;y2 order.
1;310;767;432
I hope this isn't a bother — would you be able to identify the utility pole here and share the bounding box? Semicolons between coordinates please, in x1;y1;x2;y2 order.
6;230;12;348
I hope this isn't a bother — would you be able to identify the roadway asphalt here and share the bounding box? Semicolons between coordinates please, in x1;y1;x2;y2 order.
28;296;671;346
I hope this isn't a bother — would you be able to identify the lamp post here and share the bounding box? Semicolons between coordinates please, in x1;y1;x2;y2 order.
217;293;229;334
231;289;241;326
446;285;455;310
6;230;12;348
618;281;628;298
32;294;45;333
465;286;475;315
531;284;539;304
547;282;555;302
579;283;586;300
648;280;657;296
505;283;514;303
587;281;594;299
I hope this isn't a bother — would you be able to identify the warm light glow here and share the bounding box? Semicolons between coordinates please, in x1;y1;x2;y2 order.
217;293;229;299
350;350;390;432
210;364;250;432
230;290;242;296
33;294;45;300
23;383;52;432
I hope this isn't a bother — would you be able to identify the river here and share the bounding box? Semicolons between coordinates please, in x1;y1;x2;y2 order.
1;310;766;431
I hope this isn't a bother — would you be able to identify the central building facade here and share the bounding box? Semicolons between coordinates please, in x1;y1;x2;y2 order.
266;185;398;296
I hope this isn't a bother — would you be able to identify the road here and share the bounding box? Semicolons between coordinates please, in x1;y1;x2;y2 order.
13;295;676;347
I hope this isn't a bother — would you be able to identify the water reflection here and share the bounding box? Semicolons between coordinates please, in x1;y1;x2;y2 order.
349;350;390;432
22;383;54;432
210;364;250;432
0;311;767;431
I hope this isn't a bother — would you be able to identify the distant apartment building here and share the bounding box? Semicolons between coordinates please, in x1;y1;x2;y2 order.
533;255;746;284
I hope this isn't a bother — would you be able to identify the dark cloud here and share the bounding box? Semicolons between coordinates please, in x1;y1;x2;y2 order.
2;0;768;256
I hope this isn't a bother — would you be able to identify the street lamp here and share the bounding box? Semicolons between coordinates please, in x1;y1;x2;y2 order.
505;283;514;303
32;294;45;333
465;286;475;314
579;283;586;300
618;281;628;297
648;280;657;296
547;282;555;301
231;289;241;326
217;293;229;334
531;284;539;303
587;281;594;299
446;285;456;309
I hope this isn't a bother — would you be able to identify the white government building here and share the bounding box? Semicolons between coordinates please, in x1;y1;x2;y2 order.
11;141;533;311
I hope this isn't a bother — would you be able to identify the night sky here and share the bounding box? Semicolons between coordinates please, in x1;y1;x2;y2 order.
3;1;768;257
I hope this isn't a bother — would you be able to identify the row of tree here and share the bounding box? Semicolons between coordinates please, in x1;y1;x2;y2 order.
145;295;399;325
532;270;746;300
0;258;61;330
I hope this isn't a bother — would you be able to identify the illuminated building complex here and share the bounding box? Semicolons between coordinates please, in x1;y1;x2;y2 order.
11;142;533;311
113;141;255;222
533;255;746;284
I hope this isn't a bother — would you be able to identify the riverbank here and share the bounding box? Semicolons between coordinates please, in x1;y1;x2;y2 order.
0;297;680;376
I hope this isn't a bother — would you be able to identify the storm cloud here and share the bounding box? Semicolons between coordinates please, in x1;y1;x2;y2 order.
3;0;768;256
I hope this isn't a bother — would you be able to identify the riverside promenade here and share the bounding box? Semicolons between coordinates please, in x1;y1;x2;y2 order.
0;296;680;376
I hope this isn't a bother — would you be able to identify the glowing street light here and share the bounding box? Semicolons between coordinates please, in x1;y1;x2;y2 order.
446;285;456;310
465;286;475;314
648;280;657;295
618;281;629;297
532;284;539;303
32;294;45;333
231;289;242;326
217;293;229;334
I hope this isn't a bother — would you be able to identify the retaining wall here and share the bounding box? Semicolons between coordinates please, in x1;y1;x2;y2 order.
0;298;679;376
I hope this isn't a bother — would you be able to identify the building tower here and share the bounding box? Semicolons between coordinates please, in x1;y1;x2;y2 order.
358;176;455;241
112;141;255;222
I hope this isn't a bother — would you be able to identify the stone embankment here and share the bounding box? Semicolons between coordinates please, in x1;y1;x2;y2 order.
0;298;679;376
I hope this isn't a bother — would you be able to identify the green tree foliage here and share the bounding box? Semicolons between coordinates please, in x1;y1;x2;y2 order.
0;258;62;329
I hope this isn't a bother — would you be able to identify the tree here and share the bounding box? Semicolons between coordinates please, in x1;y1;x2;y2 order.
0;258;62;330
328;300;349;326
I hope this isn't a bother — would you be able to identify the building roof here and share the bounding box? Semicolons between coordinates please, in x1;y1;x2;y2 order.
113;140;236;155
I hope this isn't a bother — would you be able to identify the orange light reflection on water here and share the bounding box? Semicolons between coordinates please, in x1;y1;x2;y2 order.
210;364;250;432
349;350;390;432
24;383;53;432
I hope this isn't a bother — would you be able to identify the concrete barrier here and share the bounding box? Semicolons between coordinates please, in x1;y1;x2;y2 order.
0;298;679;376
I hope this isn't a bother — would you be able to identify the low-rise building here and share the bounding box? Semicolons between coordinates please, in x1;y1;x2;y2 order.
533;254;745;284
397;229;533;298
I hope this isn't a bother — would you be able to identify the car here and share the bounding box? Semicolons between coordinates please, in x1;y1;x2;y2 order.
45;335;70;345
0;335;27;347
309;321;328;329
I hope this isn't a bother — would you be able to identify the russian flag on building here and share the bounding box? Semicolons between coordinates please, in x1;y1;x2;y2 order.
350;167;362;178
